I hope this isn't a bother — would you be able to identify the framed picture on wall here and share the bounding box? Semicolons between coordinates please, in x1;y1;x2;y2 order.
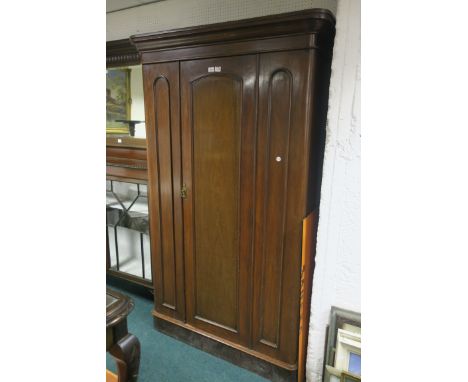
106;68;131;135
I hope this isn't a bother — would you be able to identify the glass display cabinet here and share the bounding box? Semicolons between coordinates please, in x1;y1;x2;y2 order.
107;179;151;284
106;38;152;289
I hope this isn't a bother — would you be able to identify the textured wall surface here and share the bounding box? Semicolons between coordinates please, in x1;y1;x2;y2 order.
107;0;337;40
306;1;361;381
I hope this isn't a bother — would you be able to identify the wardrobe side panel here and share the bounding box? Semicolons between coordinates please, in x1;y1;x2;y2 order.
252;50;313;364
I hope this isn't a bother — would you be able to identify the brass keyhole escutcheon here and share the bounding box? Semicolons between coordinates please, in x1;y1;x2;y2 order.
180;184;188;199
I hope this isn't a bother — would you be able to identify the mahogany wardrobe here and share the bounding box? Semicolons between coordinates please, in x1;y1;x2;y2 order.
131;9;335;381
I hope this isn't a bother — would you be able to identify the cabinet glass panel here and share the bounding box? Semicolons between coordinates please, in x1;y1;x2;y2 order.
106;180;152;281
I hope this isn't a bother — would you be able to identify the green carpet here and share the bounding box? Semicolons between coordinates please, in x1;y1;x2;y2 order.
106;282;268;382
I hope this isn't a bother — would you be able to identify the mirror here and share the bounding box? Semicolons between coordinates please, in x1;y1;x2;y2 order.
106;39;152;287
106;64;146;140
106;38;145;146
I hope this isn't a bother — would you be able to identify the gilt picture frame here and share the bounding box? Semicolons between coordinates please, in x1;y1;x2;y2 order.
106;68;131;135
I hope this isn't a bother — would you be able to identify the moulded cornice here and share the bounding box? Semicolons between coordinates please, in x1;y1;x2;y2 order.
106;38;141;67
130;9;335;54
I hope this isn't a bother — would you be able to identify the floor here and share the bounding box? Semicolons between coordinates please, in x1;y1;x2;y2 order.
106;281;268;382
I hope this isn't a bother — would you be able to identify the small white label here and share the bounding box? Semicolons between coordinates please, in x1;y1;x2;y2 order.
208;66;215;72
117;138;122;143
215;66;221;72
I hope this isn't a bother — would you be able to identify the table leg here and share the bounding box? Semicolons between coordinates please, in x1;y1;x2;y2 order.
109;333;141;382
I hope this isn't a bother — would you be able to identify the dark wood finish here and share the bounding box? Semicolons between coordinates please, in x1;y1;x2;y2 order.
132;9;335;379
251;50;314;365
152;309;294;370
130;9;334;62
106;288;141;382
107;146;147;161
107;174;148;186
136;34;317;65
107;38;140;68
154;315;297;382
109;335;141;382
143;62;186;321
106;145;148;182
106;166;148;183
106;157;147;169
107;136;147;148
180;56;256;346
107;269;152;289
297;211;319;382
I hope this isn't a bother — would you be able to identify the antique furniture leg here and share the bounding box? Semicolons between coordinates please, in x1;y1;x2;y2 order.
109;333;141;382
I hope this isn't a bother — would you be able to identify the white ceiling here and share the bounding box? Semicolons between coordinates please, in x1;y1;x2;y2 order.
106;0;163;13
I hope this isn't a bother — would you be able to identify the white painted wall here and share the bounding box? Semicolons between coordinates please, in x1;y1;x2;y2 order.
307;1;361;381
107;1;361;381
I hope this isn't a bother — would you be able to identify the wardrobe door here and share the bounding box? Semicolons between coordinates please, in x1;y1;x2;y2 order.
252;50;313;365
143;62;185;321
180;56;256;346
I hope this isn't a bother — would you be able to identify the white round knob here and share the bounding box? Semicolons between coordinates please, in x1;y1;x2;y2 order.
275;156;282;162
